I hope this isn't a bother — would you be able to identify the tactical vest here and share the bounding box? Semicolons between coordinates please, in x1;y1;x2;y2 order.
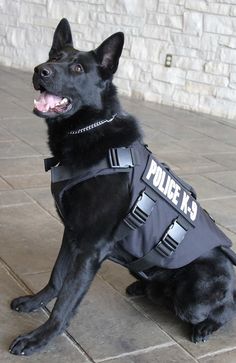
45;141;236;279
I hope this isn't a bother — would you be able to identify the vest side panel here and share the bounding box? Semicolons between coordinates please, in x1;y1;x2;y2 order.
116;143;233;269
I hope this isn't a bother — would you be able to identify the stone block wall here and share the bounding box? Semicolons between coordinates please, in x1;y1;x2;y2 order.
1;0;236;119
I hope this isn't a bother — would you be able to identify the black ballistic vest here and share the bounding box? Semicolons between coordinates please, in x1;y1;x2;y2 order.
45;141;235;279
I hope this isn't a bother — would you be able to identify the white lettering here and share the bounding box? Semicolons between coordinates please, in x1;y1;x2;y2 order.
167;179;175;200
163;175;171;196
190;201;198;221
145;158;196;221
180;192;190;214
153;166;162;187
158;170;166;193
172;184;181;205
146;160;157;180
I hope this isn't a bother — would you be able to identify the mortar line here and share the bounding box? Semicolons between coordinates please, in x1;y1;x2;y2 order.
0;202;35;209
0;256;33;294
156;117;236;149
0;175;14;189
186;126;236;148
140;98;236;131
0;116;33;120
2;173;46;178
204;174;236;194
23;190;62;225
0;256;95;363
0;155;42;160
0;121;48;157
198;346;236;359
95;342;176;362
22;269;51;276
198;195;236;202
219;225;236;235
128;299;200;363
42;306;95;363
98;275;199;363
1;186;94;358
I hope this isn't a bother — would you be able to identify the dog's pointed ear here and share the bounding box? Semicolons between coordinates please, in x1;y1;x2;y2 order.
49;18;73;57
94;32;124;77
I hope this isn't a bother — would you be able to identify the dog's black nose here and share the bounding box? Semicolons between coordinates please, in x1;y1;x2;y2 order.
34;65;52;78
40;67;51;77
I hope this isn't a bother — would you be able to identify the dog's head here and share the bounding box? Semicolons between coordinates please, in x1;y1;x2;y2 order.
33;18;124;119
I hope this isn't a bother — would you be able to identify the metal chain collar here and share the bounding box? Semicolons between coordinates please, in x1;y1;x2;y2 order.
68;113;117;135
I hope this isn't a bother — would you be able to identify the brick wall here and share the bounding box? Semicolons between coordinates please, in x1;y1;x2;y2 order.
1;0;236;119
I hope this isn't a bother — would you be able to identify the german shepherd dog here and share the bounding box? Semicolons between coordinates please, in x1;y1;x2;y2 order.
9;18;236;356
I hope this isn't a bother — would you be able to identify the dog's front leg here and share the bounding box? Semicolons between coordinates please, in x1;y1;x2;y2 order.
10;228;73;313
9;246;104;356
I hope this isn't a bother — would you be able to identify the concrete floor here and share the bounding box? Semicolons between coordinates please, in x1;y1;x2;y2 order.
0;65;236;363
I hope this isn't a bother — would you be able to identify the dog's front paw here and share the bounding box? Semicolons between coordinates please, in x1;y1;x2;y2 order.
9;334;45;356
11;295;44;313
9;320;61;356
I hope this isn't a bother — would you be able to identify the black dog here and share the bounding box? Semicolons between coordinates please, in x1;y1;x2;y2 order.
9;18;236;356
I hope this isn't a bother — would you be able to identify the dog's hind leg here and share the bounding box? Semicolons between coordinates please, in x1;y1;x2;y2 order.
11;228;73;313
191;318;221;343
9;243;103;356
126;281;147;296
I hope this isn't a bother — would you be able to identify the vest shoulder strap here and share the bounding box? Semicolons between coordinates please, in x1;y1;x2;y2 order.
44;144;141;185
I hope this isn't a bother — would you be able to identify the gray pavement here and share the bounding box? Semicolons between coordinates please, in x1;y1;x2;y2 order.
0;64;236;362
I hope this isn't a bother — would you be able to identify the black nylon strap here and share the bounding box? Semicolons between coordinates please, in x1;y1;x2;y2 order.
127;216;190;273
45;146;138;183
50;157;131;184
114;187;157;242
154;216;189;258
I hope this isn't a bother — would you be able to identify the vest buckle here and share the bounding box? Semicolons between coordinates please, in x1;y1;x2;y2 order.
124;191;156;230
155;217;188;257
109;147;134;168
44;157;59;172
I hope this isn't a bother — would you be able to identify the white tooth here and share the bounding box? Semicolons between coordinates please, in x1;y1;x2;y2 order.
34;99;37;106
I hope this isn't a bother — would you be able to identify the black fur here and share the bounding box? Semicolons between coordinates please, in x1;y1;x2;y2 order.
9;18;236;356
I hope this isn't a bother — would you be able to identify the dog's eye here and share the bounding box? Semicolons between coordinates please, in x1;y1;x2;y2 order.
74;64;83;73
50;57;60;63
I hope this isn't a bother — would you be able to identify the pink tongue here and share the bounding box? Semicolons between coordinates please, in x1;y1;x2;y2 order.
34;92;62;112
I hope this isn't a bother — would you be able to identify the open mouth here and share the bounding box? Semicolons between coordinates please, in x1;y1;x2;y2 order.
34;90;72;116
